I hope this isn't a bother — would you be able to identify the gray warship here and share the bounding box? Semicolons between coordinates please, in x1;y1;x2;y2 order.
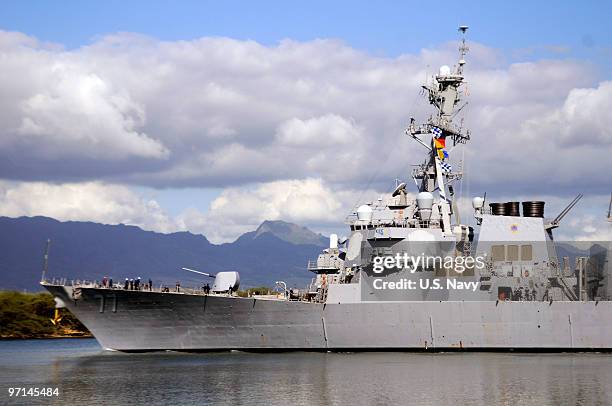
42;27;612;351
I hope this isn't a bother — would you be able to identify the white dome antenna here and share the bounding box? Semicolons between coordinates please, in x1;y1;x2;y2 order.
439;65;451;76
329;234;338;249
472;196;484;209
356;204;373;222
416;192;434;221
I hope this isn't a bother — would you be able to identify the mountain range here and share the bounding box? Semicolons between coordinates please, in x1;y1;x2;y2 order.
0;217;328;292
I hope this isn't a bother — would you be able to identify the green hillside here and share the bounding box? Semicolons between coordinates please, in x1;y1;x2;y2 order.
0;291;90;339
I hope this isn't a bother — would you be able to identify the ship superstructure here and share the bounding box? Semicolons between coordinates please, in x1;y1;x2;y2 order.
306;26;595;305
42;27;612;351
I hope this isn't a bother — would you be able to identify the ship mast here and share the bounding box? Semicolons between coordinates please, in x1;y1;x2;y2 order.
406;26;471;236
40;238;51;283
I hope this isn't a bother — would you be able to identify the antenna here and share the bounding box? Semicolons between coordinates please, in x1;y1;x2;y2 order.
41;238;51;283
457;25;469;74
181;267;215;278
392;182;407;197
546;193;583;230
405;26;472;234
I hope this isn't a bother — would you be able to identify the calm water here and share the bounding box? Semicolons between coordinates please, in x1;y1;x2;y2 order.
1;339;612;405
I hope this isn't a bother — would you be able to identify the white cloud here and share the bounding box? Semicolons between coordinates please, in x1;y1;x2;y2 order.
16;69;169;159
0;30;610;243
276;114;361;147
0;41;168;161
0;30;608;197
176;178;353;242
0;179;375;243
0;178;608;244
0;181;175;233
561;214;612;241
520;80;612;148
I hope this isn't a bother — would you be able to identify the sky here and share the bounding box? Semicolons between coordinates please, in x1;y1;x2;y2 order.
0;1;610;242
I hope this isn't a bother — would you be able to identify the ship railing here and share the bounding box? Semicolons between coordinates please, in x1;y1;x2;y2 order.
307;260;319;270
307;278;318;293
345;214;358;224
307;260;342;272
46;276;329;302
346;218;445;230
44;277;223;296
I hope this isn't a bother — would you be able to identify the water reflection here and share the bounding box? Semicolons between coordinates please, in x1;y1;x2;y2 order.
1;340;611;405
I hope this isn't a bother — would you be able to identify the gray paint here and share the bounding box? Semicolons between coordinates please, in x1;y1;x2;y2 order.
44;285;612;350
42;27;612;351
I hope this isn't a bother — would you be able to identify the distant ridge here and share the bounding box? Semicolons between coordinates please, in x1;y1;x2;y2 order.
0;216;325;291
236;220;328;247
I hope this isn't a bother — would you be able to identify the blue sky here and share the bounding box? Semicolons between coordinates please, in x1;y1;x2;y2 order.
0;1;610;241
2;0;611;61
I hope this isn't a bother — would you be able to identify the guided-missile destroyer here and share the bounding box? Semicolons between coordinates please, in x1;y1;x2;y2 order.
42;27;612;351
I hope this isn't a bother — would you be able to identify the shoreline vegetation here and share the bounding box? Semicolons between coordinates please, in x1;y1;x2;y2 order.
0;287;277;340
0;291;91;339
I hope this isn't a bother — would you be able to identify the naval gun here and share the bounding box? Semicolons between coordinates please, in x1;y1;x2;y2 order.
181;267;240;293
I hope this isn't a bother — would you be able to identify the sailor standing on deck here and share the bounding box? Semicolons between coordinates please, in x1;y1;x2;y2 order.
124;278;129;290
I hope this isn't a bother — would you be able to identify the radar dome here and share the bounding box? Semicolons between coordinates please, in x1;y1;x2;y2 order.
329;234;338;249
439;65;451;76
416;192;434;210
416;192;434;221
356;205;373;221
472;196;484;209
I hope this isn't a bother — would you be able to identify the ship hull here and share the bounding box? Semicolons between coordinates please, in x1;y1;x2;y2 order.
45;285;612;351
